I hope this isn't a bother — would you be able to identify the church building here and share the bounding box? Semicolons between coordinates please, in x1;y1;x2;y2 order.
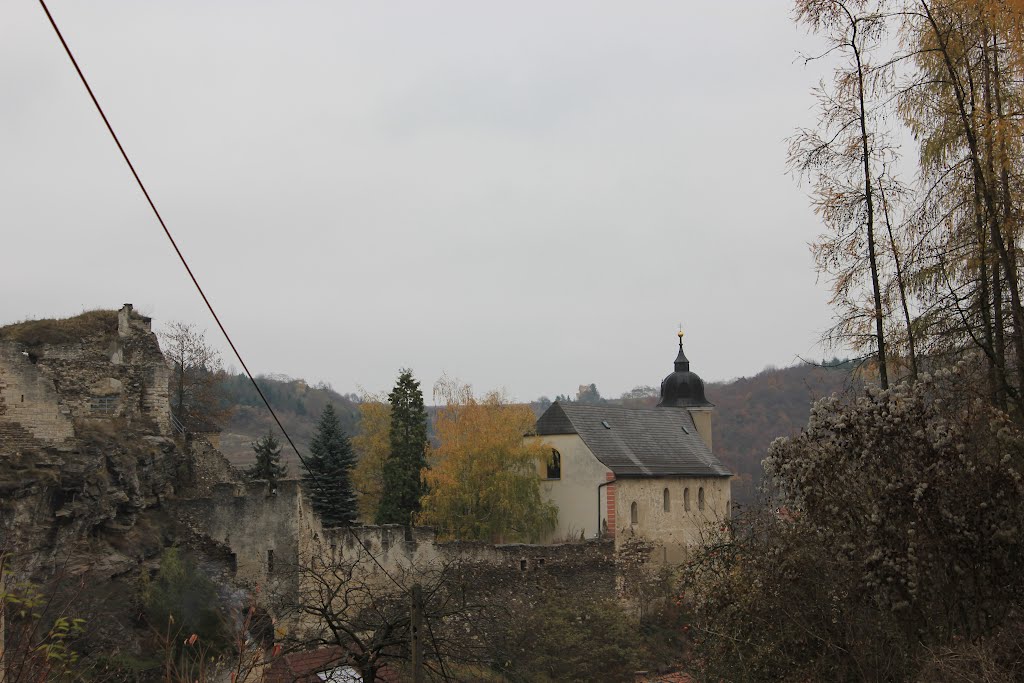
529;332;732;562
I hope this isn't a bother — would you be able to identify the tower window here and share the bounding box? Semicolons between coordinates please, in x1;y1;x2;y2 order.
546;449;561;479
684;487;691;512
663;488;671;512
630;501;638;525
698;487;705;511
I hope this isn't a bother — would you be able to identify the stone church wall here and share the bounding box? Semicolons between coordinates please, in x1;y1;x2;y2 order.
616;475;731;563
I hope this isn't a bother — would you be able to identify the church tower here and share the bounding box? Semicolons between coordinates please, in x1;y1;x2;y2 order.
658;330;714;450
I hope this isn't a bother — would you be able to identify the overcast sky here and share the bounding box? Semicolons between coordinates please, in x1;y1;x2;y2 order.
2;1;840;401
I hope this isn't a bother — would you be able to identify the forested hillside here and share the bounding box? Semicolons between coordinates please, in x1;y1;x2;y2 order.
217;374;361;471
705;361;857;504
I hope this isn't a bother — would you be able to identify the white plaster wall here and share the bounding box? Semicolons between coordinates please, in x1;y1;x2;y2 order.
689;408;713;451
615;476;731;563
527;433;612;543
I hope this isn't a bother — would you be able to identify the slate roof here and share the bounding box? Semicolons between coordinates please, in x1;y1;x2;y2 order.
534;402;731;478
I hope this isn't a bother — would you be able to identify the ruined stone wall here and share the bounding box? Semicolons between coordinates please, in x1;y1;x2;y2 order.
170;480;305;609
0;344;75;447
0;306;173;448
174;481;618;623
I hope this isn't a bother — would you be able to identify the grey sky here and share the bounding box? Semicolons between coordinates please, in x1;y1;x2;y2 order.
2;1;838;401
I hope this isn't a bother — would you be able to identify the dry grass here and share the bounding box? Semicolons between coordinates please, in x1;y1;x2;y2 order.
0;310;118;345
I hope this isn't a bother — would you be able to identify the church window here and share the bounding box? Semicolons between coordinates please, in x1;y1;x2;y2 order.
725;499;731;519
267;549;275;575
684;488;691;511
630;501;638;525
546;449;561;479
663;488;671;512
698;487;705;511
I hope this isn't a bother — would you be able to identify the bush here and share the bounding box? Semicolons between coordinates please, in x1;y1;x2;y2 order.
495;593;641;682
141;548;228;655
681;369;1024;681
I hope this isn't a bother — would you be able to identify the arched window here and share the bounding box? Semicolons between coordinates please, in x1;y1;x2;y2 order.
663;488;671;512
630;501;638;525
725;499;731;519
546;449;561;479
684;487;691;512
698;487;705;511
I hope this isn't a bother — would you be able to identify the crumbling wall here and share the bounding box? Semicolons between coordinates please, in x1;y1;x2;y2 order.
0;344;75;446
0;305;173;447
174;481;617;625
170;480;305;609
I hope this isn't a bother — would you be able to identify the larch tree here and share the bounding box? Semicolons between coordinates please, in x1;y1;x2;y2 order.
351;394;391;522
790;0;901;388
417;377;557;543
376;370;429;525
246;429;288;486
900;0;1024;413
302;404;358;526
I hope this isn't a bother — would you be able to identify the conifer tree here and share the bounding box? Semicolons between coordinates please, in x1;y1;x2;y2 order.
302;404;358;526
376;369;429;525
246;429;288;485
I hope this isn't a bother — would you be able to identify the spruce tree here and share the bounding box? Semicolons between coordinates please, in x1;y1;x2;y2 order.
376;369;429;525
246;429;288;485
302;404;358;526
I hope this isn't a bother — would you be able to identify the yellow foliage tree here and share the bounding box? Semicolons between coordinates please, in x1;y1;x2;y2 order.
351;394;391;522
418;377;557;543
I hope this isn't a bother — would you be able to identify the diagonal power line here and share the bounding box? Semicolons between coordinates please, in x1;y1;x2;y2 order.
35;0;417;600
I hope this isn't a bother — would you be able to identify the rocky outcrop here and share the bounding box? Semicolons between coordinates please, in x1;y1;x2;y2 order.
0;305;240;578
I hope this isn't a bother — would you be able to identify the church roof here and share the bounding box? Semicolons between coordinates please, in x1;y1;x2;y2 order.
534;402;731;478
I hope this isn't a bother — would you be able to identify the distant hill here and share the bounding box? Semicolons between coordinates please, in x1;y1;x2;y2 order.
217;374;361;473
705;362;858;505
219;362;858;503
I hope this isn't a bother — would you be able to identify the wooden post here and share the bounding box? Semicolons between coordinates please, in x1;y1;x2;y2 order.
410;583;424;683
1;557;6;683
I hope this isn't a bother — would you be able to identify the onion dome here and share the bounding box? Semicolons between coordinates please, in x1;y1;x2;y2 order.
658;330;712;408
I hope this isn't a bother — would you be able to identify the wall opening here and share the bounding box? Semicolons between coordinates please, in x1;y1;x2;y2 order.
520;559;527;571
698;487;705;511
90;395;118;415
663;488;671;512
546;449;561;479
630;501;638;525
267;549;275;575
684;488;690;512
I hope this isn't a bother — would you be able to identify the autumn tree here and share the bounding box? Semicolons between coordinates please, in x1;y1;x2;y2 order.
790;0;902;388
418;377;557;542
245;430;287;486
899;0;1024;413
376;370;429;525
351;394;391;521
302;405;358;526
160;321;231;432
